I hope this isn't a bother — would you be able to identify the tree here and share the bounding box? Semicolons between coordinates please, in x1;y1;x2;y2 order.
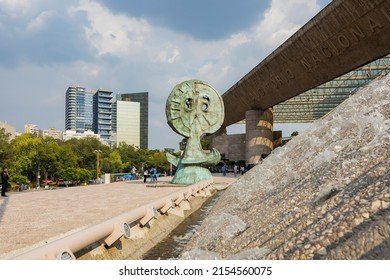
291;131;299;137
102;150;123;174
64;137;108;170
58;144;78;170
0;128;12;168
200;135;212;150
146;150;170;172
9;133;39;183
34;136;61;181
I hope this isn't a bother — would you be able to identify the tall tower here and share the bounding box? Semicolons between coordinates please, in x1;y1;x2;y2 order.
65;86;94;133
116;92;148;149
112;100;140;148
93;89;113;146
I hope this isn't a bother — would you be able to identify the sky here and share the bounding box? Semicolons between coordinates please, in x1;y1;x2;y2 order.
0;0;331;150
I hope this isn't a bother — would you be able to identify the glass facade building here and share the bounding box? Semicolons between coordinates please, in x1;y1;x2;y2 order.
65;86;94;133
93;89;113;145
65;87;146;148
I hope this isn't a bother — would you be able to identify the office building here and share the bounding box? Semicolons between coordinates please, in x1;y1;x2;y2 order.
112;100;140;147
65;86;94;133
65;86;146;148
116;92;148;149
93;89;113;146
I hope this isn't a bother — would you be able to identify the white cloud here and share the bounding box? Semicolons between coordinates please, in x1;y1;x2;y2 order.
226;33;250;48
254;0;321;46
0;0;328;150
158;47;180;64
0;0;34;16
70;0;150;56
27;10;57;31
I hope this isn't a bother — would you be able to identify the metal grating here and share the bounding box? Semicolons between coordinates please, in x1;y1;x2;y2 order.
273;54;390;123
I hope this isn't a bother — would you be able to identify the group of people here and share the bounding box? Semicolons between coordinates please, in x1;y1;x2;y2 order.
143;167;158;183
233;164;248;177
221;164;256;177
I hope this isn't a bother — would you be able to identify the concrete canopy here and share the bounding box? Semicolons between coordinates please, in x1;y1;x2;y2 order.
222;0;390;127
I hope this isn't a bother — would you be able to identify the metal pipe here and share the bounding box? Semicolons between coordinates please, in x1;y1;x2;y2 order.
12;179;213;260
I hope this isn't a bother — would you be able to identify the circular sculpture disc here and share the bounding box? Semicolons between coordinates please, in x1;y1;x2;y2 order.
166;80;224;138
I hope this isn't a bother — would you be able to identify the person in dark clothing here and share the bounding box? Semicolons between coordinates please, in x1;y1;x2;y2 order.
1;166;9;197
143;168;149;183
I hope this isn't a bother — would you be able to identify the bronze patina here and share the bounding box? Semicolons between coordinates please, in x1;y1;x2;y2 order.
166;80;224;184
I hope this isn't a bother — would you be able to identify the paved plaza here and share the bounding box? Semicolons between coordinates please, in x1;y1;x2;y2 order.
0;174;237;259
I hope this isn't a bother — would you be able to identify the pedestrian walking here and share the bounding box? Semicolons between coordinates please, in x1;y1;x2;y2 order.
221;164;227;176
143;168;149;183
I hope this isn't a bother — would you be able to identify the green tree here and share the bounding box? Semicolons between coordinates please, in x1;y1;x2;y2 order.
77;168;95;184
64;137;108;170
9;133;39;182
34;136;61;181
0;128;12;168
57;167;79;185
200;135;211;150
102;150;123;173
146;150;170;172
291;131;299;137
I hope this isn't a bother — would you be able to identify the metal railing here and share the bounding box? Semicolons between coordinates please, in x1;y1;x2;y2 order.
12;179;213;260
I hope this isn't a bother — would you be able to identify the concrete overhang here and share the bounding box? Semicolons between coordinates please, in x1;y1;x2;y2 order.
222;0;390;127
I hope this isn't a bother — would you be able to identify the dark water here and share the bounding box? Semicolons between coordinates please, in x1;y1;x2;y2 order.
142;191;223;260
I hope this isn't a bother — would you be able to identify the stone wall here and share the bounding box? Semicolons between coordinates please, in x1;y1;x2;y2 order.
180;74;390;260
212;134;246;162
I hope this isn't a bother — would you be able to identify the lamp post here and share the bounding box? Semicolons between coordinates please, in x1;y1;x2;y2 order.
94;149;102;182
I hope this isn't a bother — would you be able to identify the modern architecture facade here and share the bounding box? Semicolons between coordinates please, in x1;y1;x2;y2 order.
112;100;140;147
65;87;145;148
116;92;148;149
93;89;113;146
65;86;94;133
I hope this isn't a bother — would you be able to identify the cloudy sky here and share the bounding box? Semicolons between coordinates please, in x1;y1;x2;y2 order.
0;0;331;150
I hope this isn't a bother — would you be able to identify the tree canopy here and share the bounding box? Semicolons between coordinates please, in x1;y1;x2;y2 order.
3;134;170;187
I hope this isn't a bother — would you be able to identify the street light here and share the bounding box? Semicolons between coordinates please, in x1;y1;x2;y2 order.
94;149;102;182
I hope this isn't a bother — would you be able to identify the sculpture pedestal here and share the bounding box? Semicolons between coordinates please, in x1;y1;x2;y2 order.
171;166;213;185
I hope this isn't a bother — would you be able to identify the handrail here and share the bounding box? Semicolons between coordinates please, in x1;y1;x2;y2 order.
11;179;213;260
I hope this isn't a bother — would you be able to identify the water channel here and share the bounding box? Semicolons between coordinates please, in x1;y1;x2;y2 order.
141;191;223;260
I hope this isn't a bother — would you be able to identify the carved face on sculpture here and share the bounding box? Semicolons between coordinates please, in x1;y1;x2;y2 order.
166;80;224;138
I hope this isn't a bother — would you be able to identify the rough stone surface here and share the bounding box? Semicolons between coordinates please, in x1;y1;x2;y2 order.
180;74;390;260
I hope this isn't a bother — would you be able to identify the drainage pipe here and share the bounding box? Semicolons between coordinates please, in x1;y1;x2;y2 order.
12;179;213;260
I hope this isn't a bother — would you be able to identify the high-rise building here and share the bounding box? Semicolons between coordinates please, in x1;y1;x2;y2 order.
65;86;145;148
93;89;113;146
116;92;148;149
65;86;94;133
112;100;140;147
